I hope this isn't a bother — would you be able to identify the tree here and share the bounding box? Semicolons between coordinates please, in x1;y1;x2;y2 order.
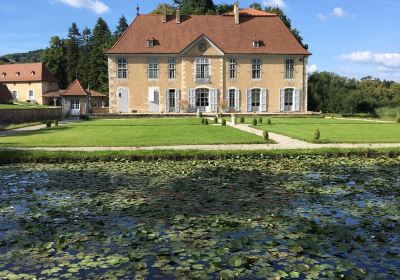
151;3;176;15
65;23;81;84
88;18;112;93
41;36;68;88
113;15;128;42
249;2;262;10
215;4;234;15
180;0;215;15
77;27;92;88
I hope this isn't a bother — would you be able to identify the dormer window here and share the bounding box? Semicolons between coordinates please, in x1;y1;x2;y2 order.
1;72;6;77
31;71;36;76
147;40;154;48
199;42;207;52
16;72;20;77
253;41;260;48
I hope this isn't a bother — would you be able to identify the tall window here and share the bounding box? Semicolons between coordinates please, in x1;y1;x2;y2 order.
252;58;261;79
196;88;209;107
251;89;261;107
195;58;210;83
148;57;159;79
117;57;128;79
285;58;295;79
229;89;236;108
229;58;237;79
28;90;34;100
169;58;176;79
169;89;176;109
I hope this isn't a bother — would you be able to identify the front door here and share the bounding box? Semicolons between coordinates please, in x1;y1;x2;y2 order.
118;88;129;113
196;88;210;112
251;89;261;112
284;88;294;112
168;89;176;112
71;99;80;116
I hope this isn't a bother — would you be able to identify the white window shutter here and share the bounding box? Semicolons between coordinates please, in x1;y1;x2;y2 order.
188;89;196;112
261;88;267;112
225;90;230;112
148;89;154;103
166;90;170;112
210;89;218;112
246;89;252;112
280;89;285;112
235;89;240;112
295;89;301;112
175;89;181;113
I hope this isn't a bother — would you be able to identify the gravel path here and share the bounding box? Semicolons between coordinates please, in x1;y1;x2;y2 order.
0;124;48;137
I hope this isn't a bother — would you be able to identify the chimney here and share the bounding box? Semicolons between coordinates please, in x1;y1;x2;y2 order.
162;4;167;23
176;7;181;24
234;2;240;24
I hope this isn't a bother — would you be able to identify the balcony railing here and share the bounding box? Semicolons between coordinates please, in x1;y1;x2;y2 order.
195;76;211;84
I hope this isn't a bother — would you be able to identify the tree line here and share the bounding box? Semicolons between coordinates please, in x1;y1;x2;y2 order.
308;72;400;114
40;16;128;92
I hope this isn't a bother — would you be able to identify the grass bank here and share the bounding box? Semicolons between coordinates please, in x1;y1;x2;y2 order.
2;147;400;164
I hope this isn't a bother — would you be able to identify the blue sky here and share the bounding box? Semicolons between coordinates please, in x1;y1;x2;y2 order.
1;0;399;81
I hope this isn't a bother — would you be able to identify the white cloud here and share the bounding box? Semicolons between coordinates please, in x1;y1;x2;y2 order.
58;0;109;14
318;7;349;21
340;51;400;68
264;0;286;9
332;7;346;17
307;64;318;74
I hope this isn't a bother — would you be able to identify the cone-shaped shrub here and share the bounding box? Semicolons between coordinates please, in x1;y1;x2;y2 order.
252;119;258;126
259;117;263;124
201;118;205;124
204;119;209;125
314;129;320;140
46;121;51;128
214;117;218;124
240;117;245;123
221;119;227;126
54;120;59;126
263;130;269;142
267;119;272;125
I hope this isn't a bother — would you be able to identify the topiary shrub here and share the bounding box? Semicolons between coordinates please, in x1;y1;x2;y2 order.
259;117;263;124
204;119;209;125
201;118;205;124
46;121;51;128
252;119;258;126
240;117;245;123
396;116;400;123
263;130;269;142
221;119;227;126
314;129;320;140
267;119;272;125
214;117;218;124
198;112;203;118
80;115;89;121
54;120;59;126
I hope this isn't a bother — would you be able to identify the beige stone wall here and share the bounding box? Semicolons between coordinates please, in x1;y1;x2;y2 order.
108;40;308;114
2;81;59;105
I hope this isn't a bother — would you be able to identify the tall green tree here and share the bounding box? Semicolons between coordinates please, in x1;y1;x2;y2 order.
249;2;262;10
113;15;128;43
41;36;68;88
65;22;81;84
180;0;215;15
151;3;176;15
88;18;112;93
77;27;92;88
215;4;234;15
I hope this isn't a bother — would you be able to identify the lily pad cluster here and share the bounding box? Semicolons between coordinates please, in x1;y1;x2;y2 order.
0;156;399;279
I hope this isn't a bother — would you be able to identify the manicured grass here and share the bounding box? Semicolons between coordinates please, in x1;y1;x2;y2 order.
0;118;265;147
0;102;52;109
246;117;400;143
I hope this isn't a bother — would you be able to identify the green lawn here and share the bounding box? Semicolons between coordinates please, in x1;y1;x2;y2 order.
0;102;52;109
244;117;400;143
0;118;265;147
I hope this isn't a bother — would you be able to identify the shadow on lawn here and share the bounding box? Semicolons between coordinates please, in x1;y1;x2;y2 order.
1;159;398;279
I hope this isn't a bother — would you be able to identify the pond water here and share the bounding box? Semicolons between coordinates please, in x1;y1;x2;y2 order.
0;156;399;279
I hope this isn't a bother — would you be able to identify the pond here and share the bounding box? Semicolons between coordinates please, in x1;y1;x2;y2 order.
0;156;399;279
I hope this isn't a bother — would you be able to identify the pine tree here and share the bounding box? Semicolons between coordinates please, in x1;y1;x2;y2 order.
88;18;112;94
77;27;92;88
65;23;81;84
113;15;128;43
41;36;68;88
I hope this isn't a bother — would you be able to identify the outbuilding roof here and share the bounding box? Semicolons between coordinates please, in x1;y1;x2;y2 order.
0;63;59;83
43;79;106;98
107;10;310;55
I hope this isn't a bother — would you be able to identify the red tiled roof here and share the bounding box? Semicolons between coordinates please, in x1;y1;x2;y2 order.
107;13;309;55
0;84;12;103
0;63;59;83
61;79;89;96
223;8;276;17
